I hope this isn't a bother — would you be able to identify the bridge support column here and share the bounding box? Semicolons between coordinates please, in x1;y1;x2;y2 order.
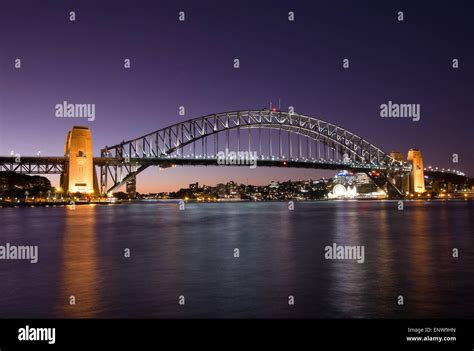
61;126;97;194
126;178;137;198
407;149;425;194
100;165;108;195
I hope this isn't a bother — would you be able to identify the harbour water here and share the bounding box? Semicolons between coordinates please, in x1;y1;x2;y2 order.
0;200;472;318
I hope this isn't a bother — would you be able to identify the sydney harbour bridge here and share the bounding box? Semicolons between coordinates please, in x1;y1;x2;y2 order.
0;109;424;198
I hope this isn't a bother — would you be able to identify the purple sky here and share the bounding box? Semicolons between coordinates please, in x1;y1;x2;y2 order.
1;0;473;192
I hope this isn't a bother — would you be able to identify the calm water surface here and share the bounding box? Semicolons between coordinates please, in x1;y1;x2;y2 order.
0;200;473;318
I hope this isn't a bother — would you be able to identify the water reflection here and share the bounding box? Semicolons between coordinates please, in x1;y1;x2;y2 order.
274;204;295;288
0;200;471;318
372;204;394;315
407;203;436;316
330;202;367;316
55;205;101;317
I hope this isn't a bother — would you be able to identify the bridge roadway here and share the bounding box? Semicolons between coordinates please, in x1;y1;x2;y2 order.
0;156;410;174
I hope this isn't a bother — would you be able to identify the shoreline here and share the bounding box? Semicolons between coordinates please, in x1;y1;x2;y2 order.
1;198;471;208
0;200;121;208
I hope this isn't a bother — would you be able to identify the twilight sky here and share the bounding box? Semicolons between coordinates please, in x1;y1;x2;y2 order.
1;0;473;193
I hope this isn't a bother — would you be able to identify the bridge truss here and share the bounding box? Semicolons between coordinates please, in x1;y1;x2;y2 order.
0;157;66;174
99;110;410;194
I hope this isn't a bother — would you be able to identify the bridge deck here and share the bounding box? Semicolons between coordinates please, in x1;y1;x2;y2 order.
94;157;398;172
0;156;407;173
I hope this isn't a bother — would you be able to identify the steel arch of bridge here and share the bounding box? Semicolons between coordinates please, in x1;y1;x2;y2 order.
99;110;409;194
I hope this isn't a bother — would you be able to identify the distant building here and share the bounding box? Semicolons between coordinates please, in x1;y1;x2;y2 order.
189;182;199;190
269;181;280;189
228;181;239;195
335;170;356;185
354;173;371;184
